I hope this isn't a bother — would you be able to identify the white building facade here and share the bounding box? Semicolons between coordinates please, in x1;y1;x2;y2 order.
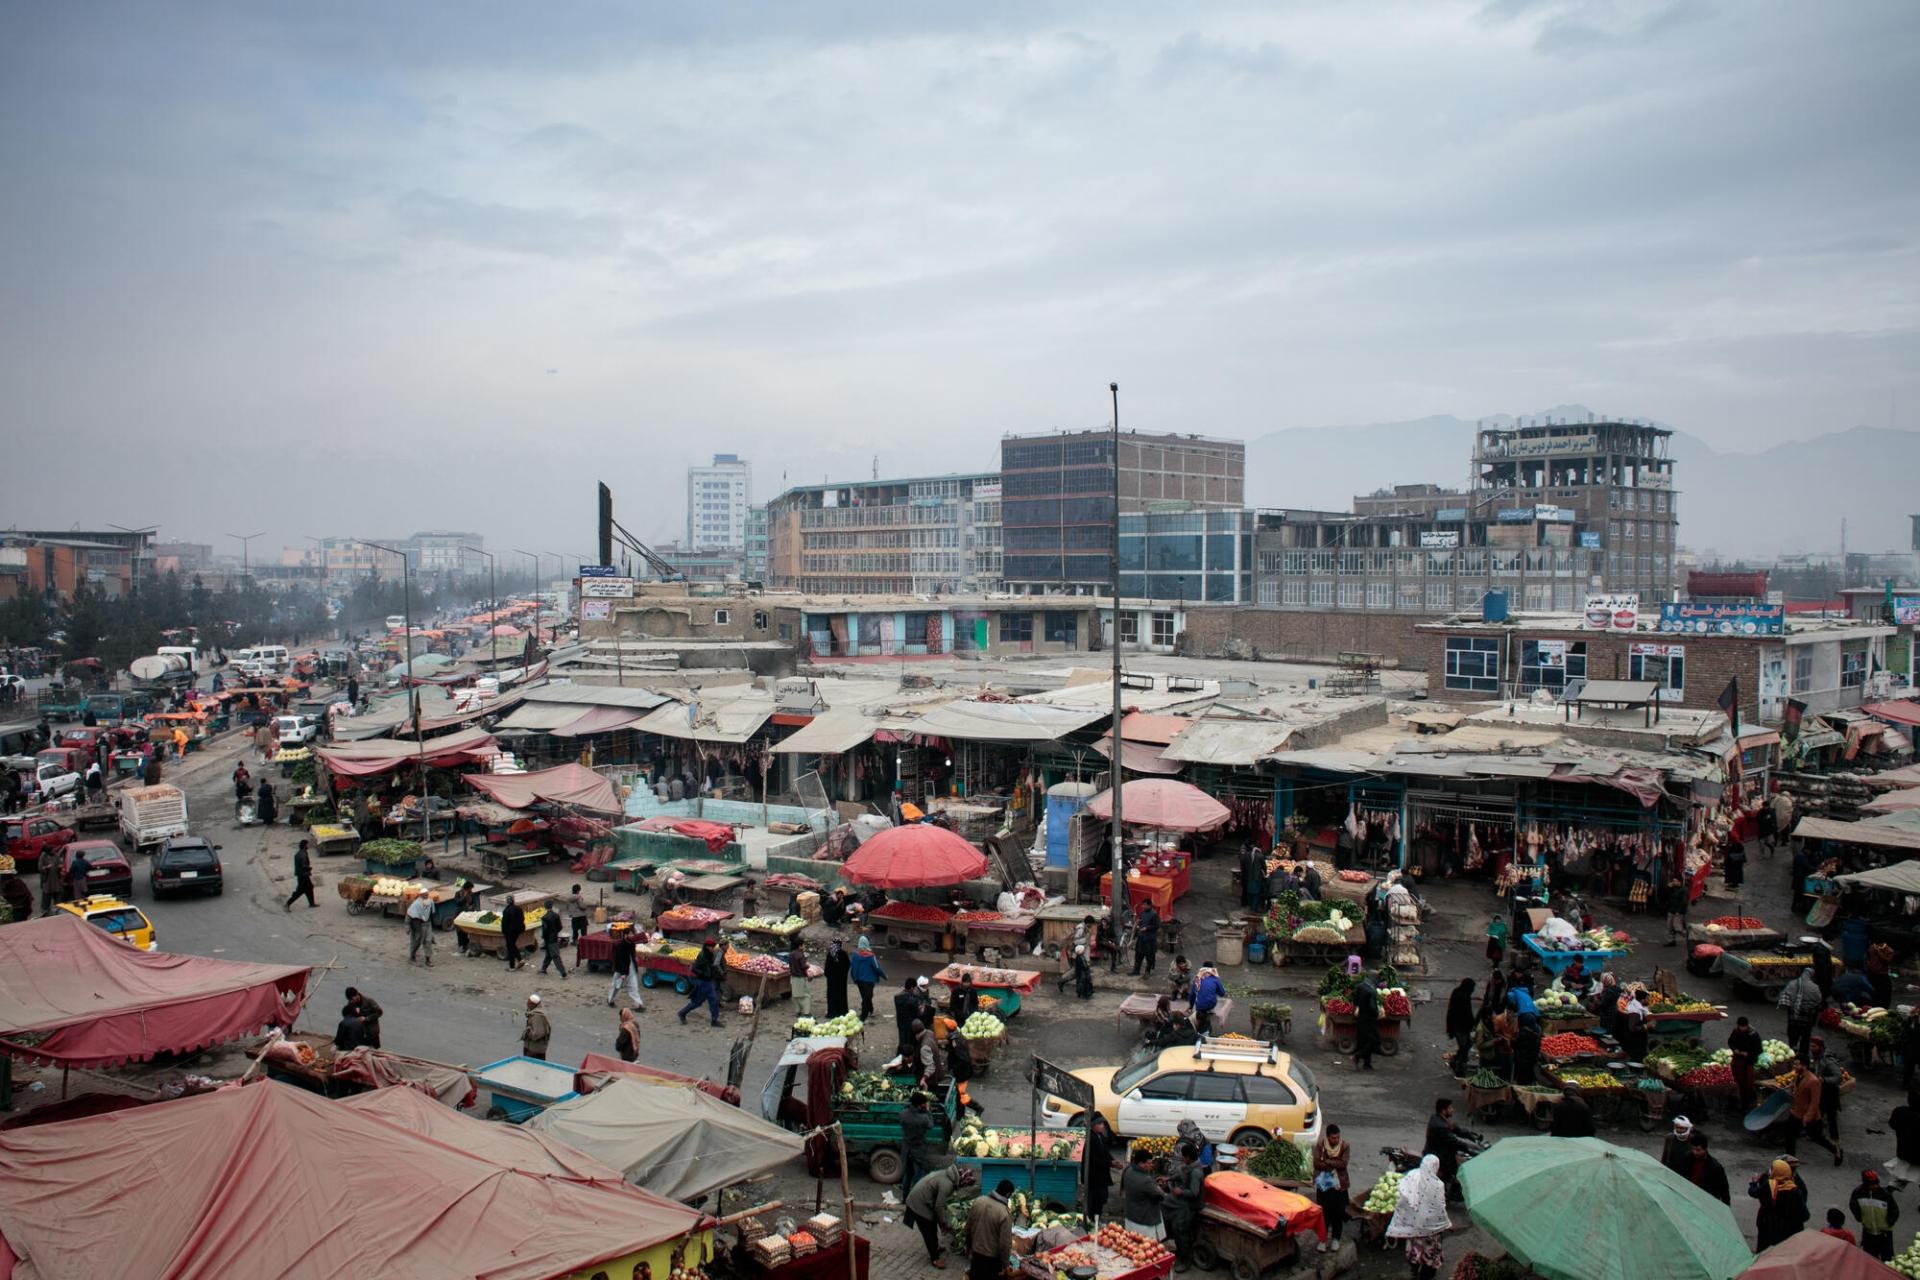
687;454;753;552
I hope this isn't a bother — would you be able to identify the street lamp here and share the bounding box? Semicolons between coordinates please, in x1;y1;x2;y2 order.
227;530;265;585
513;549;540;645
543;552;569;641
359;540;431;844
109;523;157;596
1107;382;1126;970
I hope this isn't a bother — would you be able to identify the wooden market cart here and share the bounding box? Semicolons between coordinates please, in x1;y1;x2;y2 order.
865;900;953;952
952;911;1037;962
308;822;362;858
1191;1205;1303;1280
931;962;1042;1017
1318;1003;1405;1055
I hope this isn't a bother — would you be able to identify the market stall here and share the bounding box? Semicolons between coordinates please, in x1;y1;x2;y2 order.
1316;964;1410;1056
951;908;1038;961
865;899;954;951
930;962;1042;1018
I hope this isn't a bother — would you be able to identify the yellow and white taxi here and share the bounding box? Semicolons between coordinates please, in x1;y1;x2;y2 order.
1039;1037;1321;1152
56;895;158;951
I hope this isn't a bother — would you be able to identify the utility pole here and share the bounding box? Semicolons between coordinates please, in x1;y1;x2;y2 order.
515;549;540;648
473;549;497;671
227;530;265;585
361;540;430;842
1108;381;1126;969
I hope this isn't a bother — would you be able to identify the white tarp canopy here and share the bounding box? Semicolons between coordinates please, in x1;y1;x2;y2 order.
772;705;886;755
633;694;776;745
1837;862;1920;894
524;1078;804;1201
494;702;593;732
1161;719;1295;766
899;700;1107;743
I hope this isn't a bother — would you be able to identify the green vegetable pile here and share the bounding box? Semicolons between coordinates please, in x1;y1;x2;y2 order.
361;838;424;866
1318;963;1399;999
1468;1069;1510;1089
1244;1139;1307;1183
1873;1010;1911;1048
1361;1169;1403;1213
838;1071;911;1104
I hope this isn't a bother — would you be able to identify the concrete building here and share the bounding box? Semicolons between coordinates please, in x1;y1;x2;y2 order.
764;472;1001;595
999;429;1245;595
0;529;155;600
652;543;742;584
1418;612;1897;723
1121;509;1255;603
743;506;769;585
409;531;485;577
687;454;752;552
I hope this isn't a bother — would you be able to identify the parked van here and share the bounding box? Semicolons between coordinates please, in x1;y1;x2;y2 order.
231;645;290;678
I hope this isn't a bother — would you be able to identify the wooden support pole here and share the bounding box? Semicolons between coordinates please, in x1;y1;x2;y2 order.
833;1122;859;1280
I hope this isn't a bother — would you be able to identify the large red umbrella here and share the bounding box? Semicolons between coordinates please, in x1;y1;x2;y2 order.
841;824;988;889
1739;1231;1898;1280
1086;779;1230;833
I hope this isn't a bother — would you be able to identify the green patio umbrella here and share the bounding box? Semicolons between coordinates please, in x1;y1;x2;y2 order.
1458;1136;1753;1280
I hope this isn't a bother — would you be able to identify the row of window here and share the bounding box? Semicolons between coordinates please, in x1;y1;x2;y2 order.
1607;520;1671;544
1607;489;1672;513
1001;497;1118;527
1442;636;1684;696
995;611;1082;644
802;529;962;550
1260;549;1599;576
1001;465;1113;498
1255;583;1584;612
1605;554;1672;579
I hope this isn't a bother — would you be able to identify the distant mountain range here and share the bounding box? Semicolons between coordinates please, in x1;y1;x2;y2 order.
1245;408;1919;560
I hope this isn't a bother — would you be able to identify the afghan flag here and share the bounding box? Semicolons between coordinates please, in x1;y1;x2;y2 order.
1782;698;1807;740
1716;676;1740;738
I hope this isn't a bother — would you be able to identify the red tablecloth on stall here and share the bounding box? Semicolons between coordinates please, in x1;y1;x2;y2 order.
576;930;615;966
1687;856;1713;904
1136;857;1191;900
1100;872;1177;920
1201;1170;1327;1242
744;1235;869;1280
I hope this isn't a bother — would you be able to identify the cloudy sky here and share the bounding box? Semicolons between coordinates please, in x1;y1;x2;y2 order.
3;1;1915;556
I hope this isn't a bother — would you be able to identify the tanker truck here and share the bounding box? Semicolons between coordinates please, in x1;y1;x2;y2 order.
129;646;201;691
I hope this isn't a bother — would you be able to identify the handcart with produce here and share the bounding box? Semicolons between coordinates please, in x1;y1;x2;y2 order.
1248;1002;1293;1044
1265;891;1364;967
952;909;1038;962
723;945;793;1002
1347;1168;1404;1246
1716;948;1811;1001
470;1055;580;1123
737;913;808;947
1535;986;1599;1032
1689;915;1786;951
1522;928;1632;978
1830;1005;1908;1071
1189;1169;1327;1280
866;900;953;951
1315;964;1410;1056
950;1114;1082;1199
654;904;734;941
633;942;699;994
336;874;376;912
1546;1064;1676;1131
1459;1070;1514;1124
957;1010;1009;1073
932;962;1042;1018
1031;1223;1176;1280
1117;993;1236;1039
308;822;362;859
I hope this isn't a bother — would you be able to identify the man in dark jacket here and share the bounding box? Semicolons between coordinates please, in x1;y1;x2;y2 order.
284;839;315;912
965;1180;1014;1280
1666;1132;1731;1204
1132;902;1161;977
344;987;383;1050
1119;1146;1166;1238
677;937;723;1027
1445;977;1476;1078
1351;976;1380;1070
608;927;643;1010
1549;1087;1595;1138
905;1162;978;1266
1851;1169;1899;1260
824;939;851;1018
538;905;568;979
1661;875;1688;947
1162;1142;1206;1265
899;1091;936;1199
895;978;924;1059
500;899;526;970
1082;1112;1117;1219
1424;1098;1476;1190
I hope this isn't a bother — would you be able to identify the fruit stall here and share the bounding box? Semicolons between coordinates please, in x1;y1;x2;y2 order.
656;904;736;941
951;909;1038;962
1349;1168;1403;1244
300;815;354;855
948;1114;1084;1200
1316;964;1411;1056
1687;915;1786;951
1824;1003;1908;1070
738;913;808;945
1541;1064;1677;1131
725;945;793;1002
453;900;552;957
942;1189;1085;1257
1535;988;1598;1032
931;962;1043;1017
1715;949;1811;1000
1116;993;1236;1036
1522;928;1631;977
360;837;426;878
1035;1223;1176;1280
865;900;952;951
634;942;700;993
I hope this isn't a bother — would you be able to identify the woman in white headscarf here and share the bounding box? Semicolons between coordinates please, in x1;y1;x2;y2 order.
1386;1154;1452;1280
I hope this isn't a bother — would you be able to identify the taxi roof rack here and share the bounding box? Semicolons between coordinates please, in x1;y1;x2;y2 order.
1189;1036;1280;1068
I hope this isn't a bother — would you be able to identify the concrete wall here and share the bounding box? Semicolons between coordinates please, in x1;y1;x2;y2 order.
1182;606;1434;669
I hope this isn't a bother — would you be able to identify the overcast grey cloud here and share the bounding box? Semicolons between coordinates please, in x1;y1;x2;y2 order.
2;1;1915;555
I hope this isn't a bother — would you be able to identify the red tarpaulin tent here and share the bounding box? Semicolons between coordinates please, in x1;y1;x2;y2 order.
841;823;988;888
0;1081;708;1280
314;726;498;778
1739;1230;1898;1280
0;914;311;1068
1086;778;1231;832
632;815;737;853
465;763;621;813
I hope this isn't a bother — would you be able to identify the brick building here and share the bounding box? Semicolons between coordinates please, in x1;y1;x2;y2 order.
1418;613;1897;724
763;472;1000;595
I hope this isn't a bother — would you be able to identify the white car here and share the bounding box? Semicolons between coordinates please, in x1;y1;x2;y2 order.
275;715;319;747
35;760;80;799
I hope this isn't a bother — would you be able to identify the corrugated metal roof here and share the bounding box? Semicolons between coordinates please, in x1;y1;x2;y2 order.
1160;720;1295;766
899;700;1108;743
634;693;775;744
520;684;672;710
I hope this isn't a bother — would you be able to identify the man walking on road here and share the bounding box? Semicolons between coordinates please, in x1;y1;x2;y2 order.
406;890;434;965
500;899;526;970
284;840;316;912
608;926;644;1010
567;883;589;943
521;993;551;1060
538;904;568;979
678;937;724;1028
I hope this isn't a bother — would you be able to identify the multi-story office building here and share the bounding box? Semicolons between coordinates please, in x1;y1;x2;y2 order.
1252;418;1678;613
1120;509;1256;603
408;531;485;577
999;429;1245;595
765;473;1001;595
743;507;769;585
687;454;752;552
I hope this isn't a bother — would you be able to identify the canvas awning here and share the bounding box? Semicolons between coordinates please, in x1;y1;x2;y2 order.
772;705;884;755
1836;862;1920;894
0;914;311;1068
1791;816;1920;853
1864;789;1920;813
524;1077;805;1201
1866;700;1920;729
315;727;497;778
341;1085;628;1184
1866;763;1920;790
0;1082;707;1280
465;764;621;814
632;695;775;744
1091;733;1183;775
898;700;1107;743
549;704;653;737
495;701;593;732
410;691;523;735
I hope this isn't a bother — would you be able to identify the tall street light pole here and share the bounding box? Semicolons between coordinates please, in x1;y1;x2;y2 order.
472;549;497;670
227;530;265;585
1108;382;1126;969
360;540;430;845
514;549;540;648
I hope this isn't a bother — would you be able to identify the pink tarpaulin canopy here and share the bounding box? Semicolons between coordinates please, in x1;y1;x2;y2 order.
1738;1229;1899;1280
842;823;989;888
1866;789;1920;813
0;1081;708;1280
465;763;621;813
0;914;311;1068
632;816;737;852
315;726;498;778
1866;700;1920;729
1087;778;1231;832
1091;733;1183;775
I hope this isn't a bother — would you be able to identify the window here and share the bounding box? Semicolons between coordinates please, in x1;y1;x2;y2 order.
1151;612;1175;647
998;613;1033;643
713;608;730;625
1309;551;1333;574
1338;582;1364;608
1426;583;1453;610
1366;581;1393;609
1841;646;1868;689
1444;637;1501;692
1310;581;1334;607
1187;1075;1244;1104
1284;551;1308;574
904;613;929;646
1241;1074;1299;1106
1519;639;1586;692
1118;612;1140;643
1256;581;1281;604
1792;649;1815;693
1628;644;1685;698
1283;581;1307;605
1137;1073;1194;1102
1044;611;1078;645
